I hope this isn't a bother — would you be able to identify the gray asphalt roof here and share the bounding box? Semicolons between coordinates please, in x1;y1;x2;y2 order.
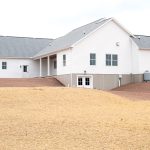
34;18;111;58
0;36;52;58
132;35;150;49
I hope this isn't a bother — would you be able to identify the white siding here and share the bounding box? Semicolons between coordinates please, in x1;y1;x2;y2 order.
41;58;47;77
71;20;132;74
139;50;150;73
0;59;39;78
131;40;140;74
57;49;72;75
50;57;57;75
0;20;147;79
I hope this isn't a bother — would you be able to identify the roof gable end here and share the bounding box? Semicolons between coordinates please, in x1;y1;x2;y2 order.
34;18;111;58
34;17;135;58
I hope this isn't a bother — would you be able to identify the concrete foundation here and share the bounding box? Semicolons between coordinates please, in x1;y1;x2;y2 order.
55;74;143;90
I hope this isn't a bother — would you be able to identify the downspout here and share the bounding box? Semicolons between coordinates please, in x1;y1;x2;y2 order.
130;37;134;82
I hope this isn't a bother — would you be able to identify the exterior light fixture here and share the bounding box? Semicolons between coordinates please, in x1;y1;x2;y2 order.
116;42;120;46
84;70;86;74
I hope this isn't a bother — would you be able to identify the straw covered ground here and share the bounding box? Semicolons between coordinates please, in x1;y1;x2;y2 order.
0;87;149;150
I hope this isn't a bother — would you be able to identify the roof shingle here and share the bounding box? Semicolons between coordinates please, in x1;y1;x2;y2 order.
132;35;150;49
0;36;52;58
34;18;111;58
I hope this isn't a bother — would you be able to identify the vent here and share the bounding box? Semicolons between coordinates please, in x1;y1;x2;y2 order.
83;31;86;35
144;70;150;81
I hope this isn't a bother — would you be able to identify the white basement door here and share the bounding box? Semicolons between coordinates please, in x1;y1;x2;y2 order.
77;75;93;88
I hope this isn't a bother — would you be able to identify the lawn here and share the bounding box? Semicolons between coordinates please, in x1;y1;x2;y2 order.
0;87;149;149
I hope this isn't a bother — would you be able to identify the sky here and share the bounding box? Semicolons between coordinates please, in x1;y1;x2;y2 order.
0;0;149;38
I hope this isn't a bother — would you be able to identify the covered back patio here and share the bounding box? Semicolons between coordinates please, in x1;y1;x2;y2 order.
35;54;57;77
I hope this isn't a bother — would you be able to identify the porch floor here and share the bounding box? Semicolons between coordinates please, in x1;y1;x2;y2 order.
0;77;64;87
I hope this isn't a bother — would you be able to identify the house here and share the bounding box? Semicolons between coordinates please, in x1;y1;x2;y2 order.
0;18;149;90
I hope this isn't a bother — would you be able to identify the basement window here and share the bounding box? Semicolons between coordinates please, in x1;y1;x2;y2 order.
2;62;7;69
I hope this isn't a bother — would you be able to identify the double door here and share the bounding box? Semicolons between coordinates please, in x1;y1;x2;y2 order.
77;75;93;88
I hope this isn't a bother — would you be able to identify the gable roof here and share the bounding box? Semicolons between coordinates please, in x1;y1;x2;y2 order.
132;35;150;49
34;18;111;58
0;18;136;59
0;36;52;58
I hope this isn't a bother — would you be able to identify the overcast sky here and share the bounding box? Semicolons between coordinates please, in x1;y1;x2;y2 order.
0;0;149;38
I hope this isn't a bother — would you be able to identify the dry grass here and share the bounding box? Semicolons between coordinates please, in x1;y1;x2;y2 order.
0;87;149;150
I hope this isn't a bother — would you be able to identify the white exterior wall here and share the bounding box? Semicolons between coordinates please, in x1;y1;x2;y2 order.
0;20;146;79
41;58;47;76
0;58;39;78
57;49;72;75
130;41;150;74
50;57;57;75
131;41;140;74
70;20;133;74
138;50;150;73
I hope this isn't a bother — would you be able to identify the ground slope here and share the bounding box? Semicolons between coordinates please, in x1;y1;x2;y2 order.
0;87;149;150
0;78;63;87
112;82;150;100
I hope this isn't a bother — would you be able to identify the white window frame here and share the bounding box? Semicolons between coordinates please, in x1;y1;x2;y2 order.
90;53;96;66
106;54;118;66
106;54;111;66
112;54;118;66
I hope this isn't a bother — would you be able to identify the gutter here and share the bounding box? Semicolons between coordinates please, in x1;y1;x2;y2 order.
139;48;150;50
33;47;73;60
0;57;32;59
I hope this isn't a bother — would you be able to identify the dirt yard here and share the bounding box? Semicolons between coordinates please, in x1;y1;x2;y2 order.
0;87;149;150
0;78;63;87
111;82;150;100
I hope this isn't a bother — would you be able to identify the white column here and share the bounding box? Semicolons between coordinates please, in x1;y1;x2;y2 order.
47;56;50;76
40;58;42;77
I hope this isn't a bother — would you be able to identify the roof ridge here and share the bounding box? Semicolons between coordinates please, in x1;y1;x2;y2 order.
134;35;150;37
49;18;110;42
69;18;110;33
34;17;112;58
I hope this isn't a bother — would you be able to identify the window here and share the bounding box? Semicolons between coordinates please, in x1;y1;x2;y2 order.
54;60;57;69
90;53;96;65
106;54;118;66
78;78;82;85
23;65;28;72
112;55;118;66
63;54;66;66
106;54;111;66
2;62;7;69
85;77;90;85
